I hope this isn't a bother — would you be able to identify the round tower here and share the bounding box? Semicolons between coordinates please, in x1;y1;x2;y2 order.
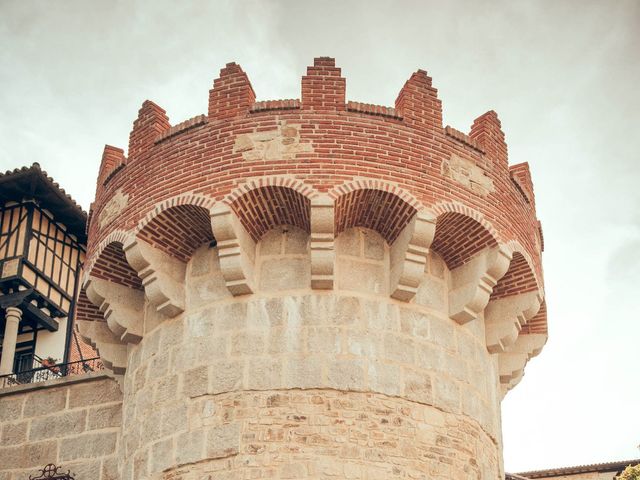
79;57;547;480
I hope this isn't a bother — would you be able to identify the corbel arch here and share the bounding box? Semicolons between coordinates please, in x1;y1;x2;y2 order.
125;195;217;317
216;179;318;294
330;180;436;301
430;202;510;324
81;234;144;376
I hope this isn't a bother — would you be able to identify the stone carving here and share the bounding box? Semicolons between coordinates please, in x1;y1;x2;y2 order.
233;121;313;161
99;189;129;228
442;153;495;197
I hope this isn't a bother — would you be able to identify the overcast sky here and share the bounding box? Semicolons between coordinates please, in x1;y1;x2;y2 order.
1;0;638;473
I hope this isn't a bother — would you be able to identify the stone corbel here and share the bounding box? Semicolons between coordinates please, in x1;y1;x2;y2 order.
390;212;437;301
310;195;335;289
76;319;128;375
485;291;542;353
448;246;511;324
498;333;547;396
84;276;145;344
210;205;256;295
124;238;186;317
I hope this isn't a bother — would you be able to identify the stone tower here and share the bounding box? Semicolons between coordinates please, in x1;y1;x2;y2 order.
79;57;547;479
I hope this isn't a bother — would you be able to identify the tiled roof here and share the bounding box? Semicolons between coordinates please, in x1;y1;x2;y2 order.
0;162;87;243
517;459;640;478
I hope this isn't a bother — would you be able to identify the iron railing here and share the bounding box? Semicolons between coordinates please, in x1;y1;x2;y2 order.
0;357;103;388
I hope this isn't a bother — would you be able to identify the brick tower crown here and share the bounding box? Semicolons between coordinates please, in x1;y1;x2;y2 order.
79;57;547;479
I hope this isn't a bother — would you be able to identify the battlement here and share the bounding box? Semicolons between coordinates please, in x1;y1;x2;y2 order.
79;57;548;480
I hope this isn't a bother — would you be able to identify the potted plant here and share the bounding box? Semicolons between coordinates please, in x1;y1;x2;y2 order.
41;356;60;374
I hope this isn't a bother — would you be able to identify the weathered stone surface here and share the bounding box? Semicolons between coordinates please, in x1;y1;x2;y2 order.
29;409;86;439
23;387;67;417
87;403;122;430
206;423;240;459
1;420;27;444
0;394;24;422
59;431;118;462
68;378;122;408
0;440;58;469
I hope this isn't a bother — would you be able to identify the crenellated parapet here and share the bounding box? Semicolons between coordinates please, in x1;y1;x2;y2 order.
79;57;548;480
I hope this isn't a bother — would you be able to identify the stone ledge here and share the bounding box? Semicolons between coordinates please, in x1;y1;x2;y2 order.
0;371;116;398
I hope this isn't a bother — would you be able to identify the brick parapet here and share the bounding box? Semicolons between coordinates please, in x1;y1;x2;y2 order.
88;62;542;284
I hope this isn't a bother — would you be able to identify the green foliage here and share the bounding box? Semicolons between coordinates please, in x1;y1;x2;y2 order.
618;464;640;480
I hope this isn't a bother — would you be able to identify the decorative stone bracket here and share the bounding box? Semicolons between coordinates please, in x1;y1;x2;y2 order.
84;276;145;344
76;319;128;375
448;246;511;324
211;205;256;295
485;291;542;353
310;195;335;289
498;333;547;395
390;212;437;301
124;238;186;317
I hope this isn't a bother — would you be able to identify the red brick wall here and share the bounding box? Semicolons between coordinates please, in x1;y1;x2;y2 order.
88;57;544;297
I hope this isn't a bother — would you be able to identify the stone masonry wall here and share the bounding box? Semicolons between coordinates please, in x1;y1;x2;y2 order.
116;228;502;479
0;374;122;480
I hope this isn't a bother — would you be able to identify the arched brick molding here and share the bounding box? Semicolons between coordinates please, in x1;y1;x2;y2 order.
228;185;312;242
334;189;417;244
431;207;499;270
136;204;215;262
135;193;216;235
89;239;142;291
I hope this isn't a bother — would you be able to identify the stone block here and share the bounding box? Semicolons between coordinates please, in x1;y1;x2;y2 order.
1;420;27;444
0;395;24;422
307;327;341;354
101;457;120;480
399;313;430;343
231;331;265;356
327;359;365;390
415;276;446;311
335;228;360;256
64;460;102;479
23;386;67;417
368;360;401;396
151;437;175;473
161;402;188;438
183;365;210;397
363;301;399;332
154;374;179;403
384;333;415;364
331;296;363;326
29;409;86;440
189;244;211;276
433;378;461;412
259;257;310;291
176;429;204;466
284;357;322;389
87;403;122;430
0;440;58;469
159;318;184;350
337;259;386;295
284;228;309;254
258;228;283;255
59;431;118;462
268;326;305;354
403;368;433;404
363;230;385;260
247;357;282;390
68;379;122;409
210;359;243;394
429;317;457;353
206;423;240;459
